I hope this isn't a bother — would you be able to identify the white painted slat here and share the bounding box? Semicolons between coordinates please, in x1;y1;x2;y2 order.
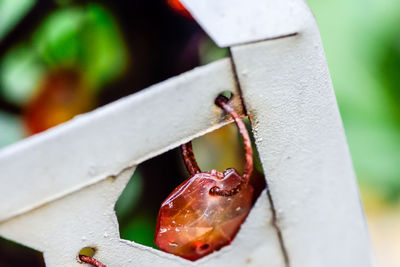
0;168;284;266
231;15;374;267
0;58;242;223
0;56;285;266
181;0;308;47
0;0;374;266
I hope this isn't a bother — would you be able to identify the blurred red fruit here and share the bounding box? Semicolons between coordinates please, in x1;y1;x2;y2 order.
167;0;192;18
24;68;95;135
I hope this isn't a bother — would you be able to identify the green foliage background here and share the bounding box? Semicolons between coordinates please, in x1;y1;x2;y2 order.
307;0;400;201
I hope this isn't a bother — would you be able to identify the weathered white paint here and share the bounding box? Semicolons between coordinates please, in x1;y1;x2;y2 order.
181;0;307;47
231;7;374;267
0;0;374;266
0;57;285;266
0;168;284;266
0;58;242;223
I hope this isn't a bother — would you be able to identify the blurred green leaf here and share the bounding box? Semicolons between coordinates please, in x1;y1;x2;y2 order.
81;4;128;89
198;37;228;65
33;8;84;66
1;3;128;106
0;111;24;148
0;45;44;105
32;4;128;89
307;0;400;200
120;214;156;248
115;170;143;221
0;0;36;40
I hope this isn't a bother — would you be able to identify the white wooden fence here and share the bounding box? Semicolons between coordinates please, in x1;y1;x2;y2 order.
0;0;374;266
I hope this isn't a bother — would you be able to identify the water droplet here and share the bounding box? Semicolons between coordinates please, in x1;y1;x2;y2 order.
88;166;96;176
160;228;167;233
175;228;180;232
236;207;241;211
168;202;173;208
169;242;179;247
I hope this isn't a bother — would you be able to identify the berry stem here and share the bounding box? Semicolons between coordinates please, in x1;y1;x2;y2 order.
181;141;201;175
79;255;107;267
210;95;254;197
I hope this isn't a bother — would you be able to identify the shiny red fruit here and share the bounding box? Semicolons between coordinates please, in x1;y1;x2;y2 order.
155;168;253;261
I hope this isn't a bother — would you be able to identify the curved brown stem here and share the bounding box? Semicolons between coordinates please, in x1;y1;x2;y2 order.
210;95;254;197
216;95;253;181
79;255;107;267
181;142;201;175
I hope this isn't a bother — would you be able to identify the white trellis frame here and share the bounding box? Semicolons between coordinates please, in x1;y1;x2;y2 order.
0;0;374;266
